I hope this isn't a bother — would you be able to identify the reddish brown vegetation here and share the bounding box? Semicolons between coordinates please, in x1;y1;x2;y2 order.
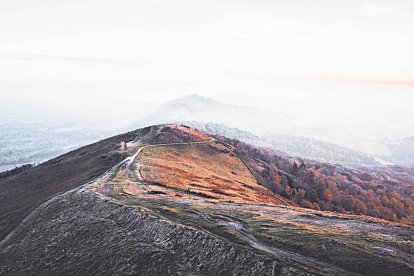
140;141;287;205
217;136;414;225
169;125;210;142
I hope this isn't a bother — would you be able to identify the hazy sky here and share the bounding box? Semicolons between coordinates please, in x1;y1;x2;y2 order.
1;0;413;81
0;0;413;140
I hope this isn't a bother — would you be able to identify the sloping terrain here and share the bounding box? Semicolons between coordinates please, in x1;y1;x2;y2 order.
217;136;414;225
139;142;287;205
1;125;413;275
0;189;283;275
0;127;152;241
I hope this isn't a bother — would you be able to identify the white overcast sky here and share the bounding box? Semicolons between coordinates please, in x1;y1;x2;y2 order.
0;0;413;140
1;0;413;81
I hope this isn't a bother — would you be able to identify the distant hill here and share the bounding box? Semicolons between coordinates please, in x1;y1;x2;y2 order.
131;95;382;168
130;94;289;132
381;136;414;167
0;121;109;172
185;121;380;168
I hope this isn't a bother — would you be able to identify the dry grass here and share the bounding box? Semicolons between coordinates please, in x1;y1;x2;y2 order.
171;125;211;141
140;142;285;205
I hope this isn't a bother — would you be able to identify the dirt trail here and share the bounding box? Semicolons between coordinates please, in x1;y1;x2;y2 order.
0;137;214;249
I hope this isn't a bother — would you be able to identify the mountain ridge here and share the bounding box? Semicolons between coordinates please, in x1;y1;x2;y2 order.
1;124;413;275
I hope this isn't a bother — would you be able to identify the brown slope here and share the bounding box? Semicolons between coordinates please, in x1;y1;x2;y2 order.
139;126;289;205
